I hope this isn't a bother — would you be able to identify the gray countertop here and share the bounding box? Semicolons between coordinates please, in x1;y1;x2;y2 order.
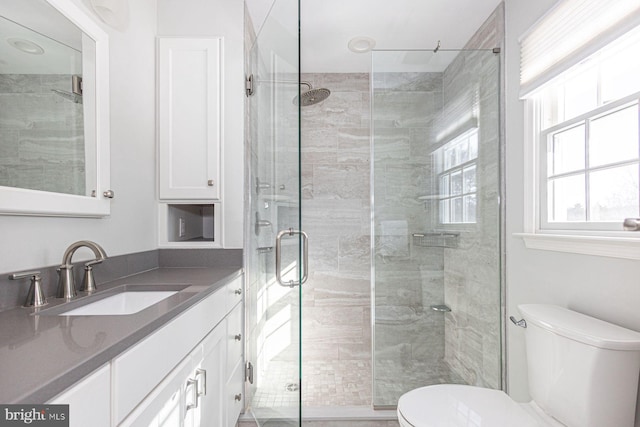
0;266;243;404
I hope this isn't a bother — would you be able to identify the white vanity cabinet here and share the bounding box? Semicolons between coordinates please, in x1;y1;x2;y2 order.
45;275;243;427
158;37;222;201
114;275;243;427
48;364;111;427
120;325;227;427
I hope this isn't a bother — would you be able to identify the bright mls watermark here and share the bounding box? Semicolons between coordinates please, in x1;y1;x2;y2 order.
0;405;68;427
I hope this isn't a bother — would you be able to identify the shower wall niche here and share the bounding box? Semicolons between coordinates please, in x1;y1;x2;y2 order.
371;47;501;407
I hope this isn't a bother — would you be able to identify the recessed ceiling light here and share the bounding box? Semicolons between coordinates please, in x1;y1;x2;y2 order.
7;38;44;55
89;0;130;31
348;36;376;53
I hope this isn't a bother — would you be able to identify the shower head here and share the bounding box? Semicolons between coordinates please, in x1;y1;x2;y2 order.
293;82;331;106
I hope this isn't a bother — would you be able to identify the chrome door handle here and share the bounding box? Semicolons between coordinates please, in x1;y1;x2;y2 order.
195;368;206;397
275;228;309;287
185;377;198;411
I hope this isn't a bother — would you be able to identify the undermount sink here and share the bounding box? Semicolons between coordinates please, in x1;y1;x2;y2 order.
59;291;179;316
35;284;192;316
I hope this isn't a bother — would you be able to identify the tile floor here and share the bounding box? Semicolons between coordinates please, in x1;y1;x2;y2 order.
251;359;372;408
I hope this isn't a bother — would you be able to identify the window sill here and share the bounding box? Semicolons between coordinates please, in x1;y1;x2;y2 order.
514;232;640;260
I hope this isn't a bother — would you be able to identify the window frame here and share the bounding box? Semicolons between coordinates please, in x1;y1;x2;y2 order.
435;128;479;226
539;93;640;232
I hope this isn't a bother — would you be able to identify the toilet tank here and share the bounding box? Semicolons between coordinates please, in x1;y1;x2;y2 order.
518;304;640;427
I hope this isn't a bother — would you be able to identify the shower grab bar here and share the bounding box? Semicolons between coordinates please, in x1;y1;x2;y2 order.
275;228;309;288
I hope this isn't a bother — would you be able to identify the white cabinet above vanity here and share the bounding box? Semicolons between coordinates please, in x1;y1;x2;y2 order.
156;30;243;249
158;38;222;201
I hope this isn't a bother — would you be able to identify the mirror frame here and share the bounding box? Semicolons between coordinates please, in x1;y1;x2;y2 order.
0;0;111;217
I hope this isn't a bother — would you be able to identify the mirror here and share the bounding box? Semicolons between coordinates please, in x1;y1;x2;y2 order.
0;0;110;217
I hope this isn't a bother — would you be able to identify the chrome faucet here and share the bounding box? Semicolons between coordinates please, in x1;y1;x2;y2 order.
57;241;107;300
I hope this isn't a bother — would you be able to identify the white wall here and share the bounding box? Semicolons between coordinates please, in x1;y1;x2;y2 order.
0;0;158;274
157;0;245;249
504;1;640;423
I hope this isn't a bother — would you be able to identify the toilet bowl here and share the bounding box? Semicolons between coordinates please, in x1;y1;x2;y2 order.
397;305;640;427
397;384;563;427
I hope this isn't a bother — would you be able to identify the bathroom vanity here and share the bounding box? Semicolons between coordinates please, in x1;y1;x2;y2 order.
0;267;244;427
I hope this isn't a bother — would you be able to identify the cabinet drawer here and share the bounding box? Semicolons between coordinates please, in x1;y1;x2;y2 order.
226;303;243;376
225;276;243;312
112;288;226;424
225;359;244;427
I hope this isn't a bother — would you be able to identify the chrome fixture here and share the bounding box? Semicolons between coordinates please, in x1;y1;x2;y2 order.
57;241;108;300
9;270;47;308
509;316;527;328
80;259;104;293
430;304;451;313
255;212;272;235
246;74;330;106
623;218;640;231
275;228;309;287
293;82;331;107
51;75;83;104
255;178;271;193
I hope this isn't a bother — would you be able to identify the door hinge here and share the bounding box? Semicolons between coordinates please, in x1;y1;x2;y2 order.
245;74;254;97
245;361;254;384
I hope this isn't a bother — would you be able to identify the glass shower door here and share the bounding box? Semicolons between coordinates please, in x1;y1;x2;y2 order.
371;49;502;407
245;0;303;425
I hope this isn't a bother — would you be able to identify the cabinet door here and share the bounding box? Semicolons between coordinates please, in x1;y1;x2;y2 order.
119;357;193;427
225;360;244;427
192;323;226;427
158;37;222;200
48;364;110;427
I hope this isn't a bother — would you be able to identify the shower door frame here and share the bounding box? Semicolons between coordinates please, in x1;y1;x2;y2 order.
244;0;303;424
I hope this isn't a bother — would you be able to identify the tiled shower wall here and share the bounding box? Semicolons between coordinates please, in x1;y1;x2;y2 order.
0;74;85;195
300;73;373;406
371;72;454;406
441;4;504;390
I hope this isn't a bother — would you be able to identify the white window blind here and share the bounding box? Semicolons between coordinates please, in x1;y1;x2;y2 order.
520;0;640;97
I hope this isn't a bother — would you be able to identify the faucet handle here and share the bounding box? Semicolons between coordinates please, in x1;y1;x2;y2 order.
80;259;104;293
85;259;104;267
9;270;47;308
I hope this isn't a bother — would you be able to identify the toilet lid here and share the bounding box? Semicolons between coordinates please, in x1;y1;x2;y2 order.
397;385;542;427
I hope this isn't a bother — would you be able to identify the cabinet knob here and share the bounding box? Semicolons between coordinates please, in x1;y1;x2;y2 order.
234;334;242;341
207;179;214;186
234;288;242;295
234;393;242;402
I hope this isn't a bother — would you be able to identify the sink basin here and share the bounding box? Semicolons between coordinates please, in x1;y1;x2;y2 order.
59;291;179;316
34;284;193;316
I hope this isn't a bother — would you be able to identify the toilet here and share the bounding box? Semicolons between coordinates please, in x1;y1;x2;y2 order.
397;304;640;427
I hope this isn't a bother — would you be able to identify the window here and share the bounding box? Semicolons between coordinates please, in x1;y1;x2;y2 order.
533;27;640;231
518;0;640;258
434;129;478;224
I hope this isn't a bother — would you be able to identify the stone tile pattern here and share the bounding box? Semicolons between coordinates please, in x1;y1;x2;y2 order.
299;73;373;407
252;359;371;408
371;71;452;406
440;5;504;391
0;74;86;195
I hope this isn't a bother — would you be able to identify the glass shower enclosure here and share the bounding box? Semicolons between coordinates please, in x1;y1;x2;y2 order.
371;49;502;407
244;0;303;425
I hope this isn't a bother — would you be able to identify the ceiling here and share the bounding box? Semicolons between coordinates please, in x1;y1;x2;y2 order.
247;0;503;73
